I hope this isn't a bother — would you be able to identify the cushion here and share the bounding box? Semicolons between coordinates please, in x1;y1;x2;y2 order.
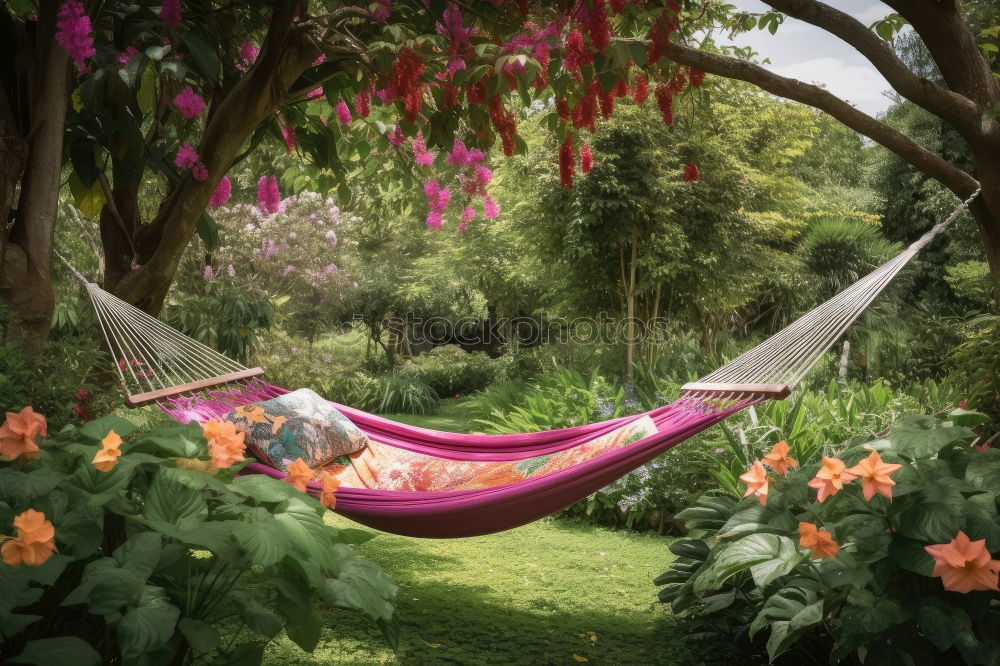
226;388;369;471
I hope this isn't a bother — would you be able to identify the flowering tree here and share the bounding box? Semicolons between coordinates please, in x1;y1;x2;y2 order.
1;0;998;349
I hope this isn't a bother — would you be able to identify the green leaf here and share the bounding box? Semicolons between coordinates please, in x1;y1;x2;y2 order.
693;534;798;595
947;408;990;427
137;64;157;114
274;497;337;570
668;539;709;560
144;474;208;529
319;544;397;622
133;422;205;458
231;594;283;638
234;512;289;567
178;617;220;656
68;172;106;218
964;493;1000;550
116;585;180;658
230;474;310;504
183;33;221;82
887;414;973;459
888;536;934;576
0;468;64;502
79;415;138;441
7;637;100;665
197;211;220;250
966;449;1000;491
835;513;891;563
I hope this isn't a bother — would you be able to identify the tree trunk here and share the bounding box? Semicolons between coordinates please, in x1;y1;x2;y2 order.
624;228;638;386
0;10;68;350
969;153;1000;306
838;339;850;385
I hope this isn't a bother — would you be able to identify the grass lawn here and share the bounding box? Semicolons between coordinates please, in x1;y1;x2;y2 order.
258;403;699;665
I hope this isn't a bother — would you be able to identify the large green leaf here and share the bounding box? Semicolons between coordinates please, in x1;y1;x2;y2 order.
0;468;64;502
62;533;161;615
178;617;220;656
888;536;934;576
964;493;1000;550
115;585;180;658
230;474;315;504
965;449;1000;491
887;414;973;459
233;511;289;567
947;408;990;428
693;534;799;595
133;422;205;458
183;33;220;82
79;415;137;441
835;513;891;564
675;495;737;532
144;474;208;530
274;497;337;570
319;544;397;622
7;637;100;665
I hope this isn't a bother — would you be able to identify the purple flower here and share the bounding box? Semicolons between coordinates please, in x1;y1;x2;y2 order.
237;40;259;71
173;86;205;119
387;126;405;146
372;0;392;22
160;0;182;28
307;87;324;100
226;264;236;278
116;46;138;66
191;162;208;181
426;211;443;230
56;1;96;72
203;265;214;280
484;195;500;219
283;265;295;275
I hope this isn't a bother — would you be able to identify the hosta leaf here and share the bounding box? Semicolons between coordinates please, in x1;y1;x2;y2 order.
320;544;397;622
965;449;1000;491
144;473;207;529
888;536;934;576
964;493;1000;550
693;534;797;595
233;512;289;567
667;539;709;560
79;415;137;441
0;468;64;502
179;617;220;656
133;422;205;458
947;408;990;428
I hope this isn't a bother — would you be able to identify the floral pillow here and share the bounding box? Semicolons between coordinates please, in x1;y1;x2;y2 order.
225;388;369;471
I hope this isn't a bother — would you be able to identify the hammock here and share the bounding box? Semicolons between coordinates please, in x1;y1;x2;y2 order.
60;190;978;538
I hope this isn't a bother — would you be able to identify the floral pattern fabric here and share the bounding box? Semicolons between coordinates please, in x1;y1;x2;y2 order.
225;388;369;471
325;415;657;492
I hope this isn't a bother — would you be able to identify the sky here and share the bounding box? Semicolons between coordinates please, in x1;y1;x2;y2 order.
719;1;900;117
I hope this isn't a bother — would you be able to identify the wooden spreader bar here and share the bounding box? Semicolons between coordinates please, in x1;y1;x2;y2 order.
126;368;266;407
681;382;791;400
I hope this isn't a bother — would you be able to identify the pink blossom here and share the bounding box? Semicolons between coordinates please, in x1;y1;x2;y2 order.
387;126;405;146
55;1;96;72
160;0;181;28
426;211;443;230
237;40;259;71
354;88;372;118
324;264;338;274
209;176;232;208
484;195;500;219
116;46;138;65
257;175;281;215
412;131;434;166
313;54;326;66
372;0;393;22
423;180;441;200
462;206;476;223
307;87;324;100
335;100;352;124
447;139;469;167
173;87;205;120
465;148;485;166
325;229;338;247
203;265;214;280
376;85;398;104
174;141;200;169
283;265;295;275
191;162;208;181
475;164;493;187
226;264;236;278
457;221;467;233
281;124;296;153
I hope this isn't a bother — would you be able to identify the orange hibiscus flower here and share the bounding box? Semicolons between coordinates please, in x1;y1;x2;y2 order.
320;472;340;509
798;521;840;559
203;419;246;468
285;458;315;492
1;509;57;567
92;430;123;472
762;440;797;476
739;460;770;506
845;451;902;501
0;406;47;461
925;531;1000;593
807;456;857;503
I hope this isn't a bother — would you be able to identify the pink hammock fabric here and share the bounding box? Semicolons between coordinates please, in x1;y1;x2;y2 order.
160;382;761;538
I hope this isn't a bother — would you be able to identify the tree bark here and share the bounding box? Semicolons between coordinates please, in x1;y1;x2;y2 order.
1;9;69;350
110;2;322;315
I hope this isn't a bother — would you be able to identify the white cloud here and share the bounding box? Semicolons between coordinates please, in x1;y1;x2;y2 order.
770;57;890;114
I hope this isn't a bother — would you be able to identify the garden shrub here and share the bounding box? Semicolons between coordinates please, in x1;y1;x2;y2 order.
398;345;510;397
0;407;397;664
375;375;439;415
656;408;999;664
949;315;1000;423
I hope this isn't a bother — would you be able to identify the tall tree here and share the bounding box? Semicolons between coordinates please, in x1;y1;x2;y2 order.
2;0;998;350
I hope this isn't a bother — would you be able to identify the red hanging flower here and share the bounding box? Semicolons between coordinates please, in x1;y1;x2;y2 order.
556;98;571;122
632;74;649;105
563;29;594;72
466;79;487;105
683;161;699;182
689;68;706;88
489;95;518;156
391;47;425;124
587;0;610;54
646;10;679;64
559;135;575;190
581;142;593;173
612;79;629;98
599;89;615;118
655;84;674;126
571;79;600;131
668;72;688;94
354;87;372;118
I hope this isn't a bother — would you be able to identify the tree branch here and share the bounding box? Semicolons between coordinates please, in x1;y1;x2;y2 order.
661;42;980;198
761;0;986;140
881;0;1000;109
